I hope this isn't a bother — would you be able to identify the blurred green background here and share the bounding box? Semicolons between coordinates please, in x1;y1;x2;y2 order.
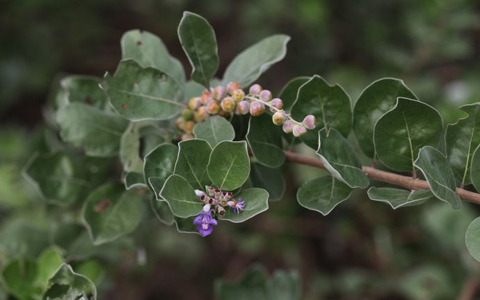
1;0;480;299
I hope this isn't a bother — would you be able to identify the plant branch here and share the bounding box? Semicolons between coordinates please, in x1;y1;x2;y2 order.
283;151;480;205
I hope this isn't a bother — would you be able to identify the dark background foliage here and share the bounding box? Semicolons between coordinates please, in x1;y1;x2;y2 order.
1;0;480;299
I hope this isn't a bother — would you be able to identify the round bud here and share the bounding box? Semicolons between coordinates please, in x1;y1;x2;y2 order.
259;90;272;101
271;98;283;110
221;97;235;112
175;117;184;129
250;102;265;116
207;101;221;115
181;109;194;121
181;133;192;141
282;120;294;134
189;97;201;110
226;82;242;95
303;115;316;130
184;121;195;133
194;106;208;122
212;86;226;101
232;89;245;102
292;125;307;137
200;91;212;105
249;84;263;95
217;206;226;216
272;111;285;125
236;101;250;115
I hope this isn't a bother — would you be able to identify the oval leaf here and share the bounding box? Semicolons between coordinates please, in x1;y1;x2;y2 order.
193;116;235;147
82;183;143;245
124;172;147;190
374;98;443;172
143;143;178;192
159;174;203;218
178;11;219;88
207;141;251;191
174;139;212;190
414;146;461;209
297;175;352;215
246;114;285;168
1;259;43;300
466;217;480;262
222;34;290;87
220;188;269;223
57;103;128;157
291;75;352;149
472;145;480;192
368;187;433;209
249;163;285;201
353;78;417;159
317;128;369;189
46;264;97;300
121;29;185;85
445;103;480;186
102;60;185;121
59;76;109;110
150;197;175;226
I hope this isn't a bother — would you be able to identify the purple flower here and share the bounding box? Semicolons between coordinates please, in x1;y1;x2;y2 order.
233;198;245;214
193;211;218;237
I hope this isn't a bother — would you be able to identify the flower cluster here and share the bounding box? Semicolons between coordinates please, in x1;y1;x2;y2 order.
176;82;317;140
193;186;245;236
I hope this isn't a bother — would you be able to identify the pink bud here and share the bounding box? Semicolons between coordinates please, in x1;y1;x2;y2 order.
236;101;250;115
282;120;294;133
232;89;245;102
212;86;226;100
221;97;235;112
303;115;316;130
207;101;221;115
292;125;307;137
250;102;265;116
272;111;285;125
270;98;283;110
249;84;263;95
227;82;242;95
259;90;272;101
181;133;192;140
188;97;201;110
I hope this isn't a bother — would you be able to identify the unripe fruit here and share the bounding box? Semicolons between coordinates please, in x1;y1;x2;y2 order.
250;102;265;116
221;97;235;112
194;106;208;122
259;90;272;101
212;86;226;100
249;84;262;95
182;109;194;121
282;120;294;133
293;125;307;137
189;97;201;110
271;98;283;110
207;101;221;115
235;101;250;115
272;111;285;125
303;115;316;130
200;91;212;104
175;117;184;129
232;89;245;102
184;121;195;133
227;82;242;95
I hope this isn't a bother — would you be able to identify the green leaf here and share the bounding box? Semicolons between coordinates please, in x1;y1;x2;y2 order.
246;114;285;168
445;103;480;185
23;152;111;206
159;174;203;218
57;103;128;157
193;116;235;147
373;98;443;172
414;146;461;209
0;221;49;258
174;216;201;235
120;121;160;173
82;183;144;245
466;217;480;262
143;143;178;192
74;260;105;285
150;197;175;226
36;247;64;287
121;30;185;85
353;78;417;159
249;163;285;201
472;145;480;192
174;139;212;190
1;259;43;300
207;141;251;191
58;76;110;110
297;175;352;215
46;264;96;300
267;271;301;300
367;187;433;209
102;60;185;121
291;75;352;149
124;172;147;190
178;11;219;88
185;80;206;100
317;128;369;189
222;35;290;87
220;188;269;223
278;77;310;113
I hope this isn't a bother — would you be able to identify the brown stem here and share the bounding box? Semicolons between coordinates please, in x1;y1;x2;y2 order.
283;151;480;205
457;276;478;300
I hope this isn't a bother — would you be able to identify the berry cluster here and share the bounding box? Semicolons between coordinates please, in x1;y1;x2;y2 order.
193;186;245;236
175;82;317;140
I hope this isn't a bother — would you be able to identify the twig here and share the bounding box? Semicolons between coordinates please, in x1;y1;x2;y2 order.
457;275;478;300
